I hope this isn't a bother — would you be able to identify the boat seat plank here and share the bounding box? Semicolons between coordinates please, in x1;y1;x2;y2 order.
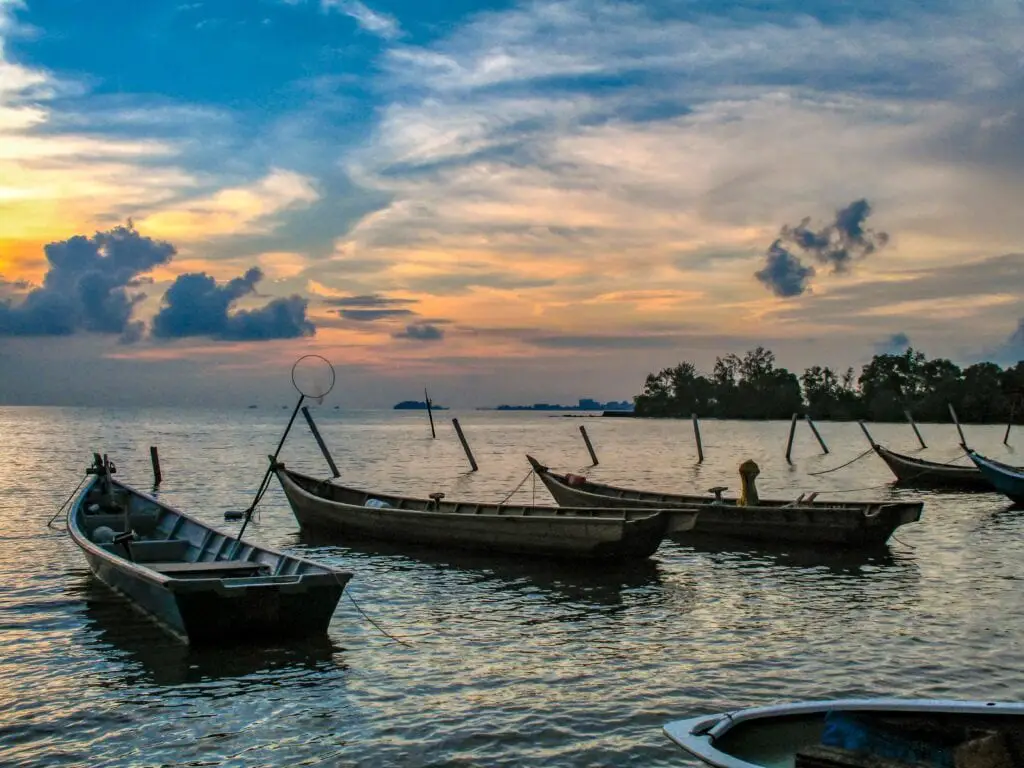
147;560;268;574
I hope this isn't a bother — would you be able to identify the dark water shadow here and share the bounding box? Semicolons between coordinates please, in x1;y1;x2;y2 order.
76;580;346;689
295;528;667;609
670;537;915;575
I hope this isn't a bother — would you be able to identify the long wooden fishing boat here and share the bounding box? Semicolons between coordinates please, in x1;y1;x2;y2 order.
663;698;1024;768
525;456;922;547
872;443;994;491
966;449;1024;504
68;455;351;645
273;462;697;560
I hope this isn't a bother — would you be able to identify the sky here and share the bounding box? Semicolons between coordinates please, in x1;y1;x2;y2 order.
0;0;1022;407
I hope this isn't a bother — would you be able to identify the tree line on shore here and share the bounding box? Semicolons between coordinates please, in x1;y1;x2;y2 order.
633;347;1024;423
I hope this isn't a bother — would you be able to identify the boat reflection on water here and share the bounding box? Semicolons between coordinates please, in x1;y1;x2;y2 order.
295;528;680;613
77;579;346;689
671;538;915;575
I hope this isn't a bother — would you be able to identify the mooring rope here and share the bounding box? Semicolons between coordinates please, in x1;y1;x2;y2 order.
809;447;973;495
497;469;535;506
808;448;874;476
46;474;89;529
345;590;414;647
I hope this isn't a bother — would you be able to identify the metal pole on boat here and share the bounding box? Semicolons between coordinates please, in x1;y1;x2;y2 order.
948;403;967;448
904;409;927;449
149;446;162;486
691;414;704;463
301;406;340;478
452;418;478;472
785;413;798;463
804;415;829;454
579;425;599;466
425;388;436;439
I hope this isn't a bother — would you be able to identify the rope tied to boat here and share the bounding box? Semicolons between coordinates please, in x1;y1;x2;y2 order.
497;469;536;506
808;448;874;476
344;587;414;647
807;447;973;495
46;473;90;529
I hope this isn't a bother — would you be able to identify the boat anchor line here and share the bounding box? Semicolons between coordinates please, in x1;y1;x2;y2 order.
497;468;538;506
47;473;91;529
343;585;414;648
807;448;874;476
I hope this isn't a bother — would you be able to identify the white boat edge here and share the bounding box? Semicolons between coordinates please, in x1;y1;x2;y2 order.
662;698;1024;768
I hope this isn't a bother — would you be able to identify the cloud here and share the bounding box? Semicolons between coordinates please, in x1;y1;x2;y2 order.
754;241;817;298
151;267;315;341
873;332;911;355
321;0;401;40
324;294;418;308
984;317;1024;365
339;308;415;321
393;323;443;341
754;199;888;297
0;223;175;340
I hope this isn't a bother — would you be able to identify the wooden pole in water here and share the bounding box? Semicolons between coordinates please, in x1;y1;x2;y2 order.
1005;401;1016;445
452;418;478;472
579;425;599;465
149;446;162;486
948;403;968;448
805;415;829;454
301;406;340;478
857;420;876;446
904;409;927;449
425;387;436;439
691;413;704;463
785;412;798;463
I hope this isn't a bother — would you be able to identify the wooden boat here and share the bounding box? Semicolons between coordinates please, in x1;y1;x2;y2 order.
525;455;922;548
966;449;1024;504
663;698;1024;768
68;455;351;645
273;462;697;560
872;443;994;491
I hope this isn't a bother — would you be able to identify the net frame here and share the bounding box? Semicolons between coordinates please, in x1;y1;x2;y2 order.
291;354;336;400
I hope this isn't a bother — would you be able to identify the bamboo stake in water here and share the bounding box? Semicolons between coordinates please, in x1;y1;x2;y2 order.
425;387;436;439
904;409;927;449
785;413;798;463
452;418;478;472
579;425;599;465
948;403;967;448
149;446;162;486
805;415;829;454
691;414;704;463
1005;401;1016;445
857;420;876;446
301;406;340;478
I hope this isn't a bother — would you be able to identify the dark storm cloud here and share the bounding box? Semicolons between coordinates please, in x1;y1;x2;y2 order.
393;323;444;341
151;267;314;341
339;308;416;321
754;241;817;297
873;332;911;355
0;224;175;341
754;199;888;297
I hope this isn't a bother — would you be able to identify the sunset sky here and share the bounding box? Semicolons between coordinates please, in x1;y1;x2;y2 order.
1;0;1022;406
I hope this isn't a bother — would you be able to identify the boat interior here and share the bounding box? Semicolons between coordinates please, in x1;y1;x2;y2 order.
78;476;275;579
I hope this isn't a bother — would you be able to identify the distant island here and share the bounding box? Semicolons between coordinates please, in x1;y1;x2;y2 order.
393;400;449;410
486;398;634;412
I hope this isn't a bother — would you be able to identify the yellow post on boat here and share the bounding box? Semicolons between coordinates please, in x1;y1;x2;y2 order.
738;459;760;507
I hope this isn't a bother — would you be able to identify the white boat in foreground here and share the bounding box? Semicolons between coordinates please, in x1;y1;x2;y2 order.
663;698;1024;768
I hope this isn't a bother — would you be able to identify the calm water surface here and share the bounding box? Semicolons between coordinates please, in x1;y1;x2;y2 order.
1;407;1022;767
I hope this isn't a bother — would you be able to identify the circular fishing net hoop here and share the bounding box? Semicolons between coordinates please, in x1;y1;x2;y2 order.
292;354;336;404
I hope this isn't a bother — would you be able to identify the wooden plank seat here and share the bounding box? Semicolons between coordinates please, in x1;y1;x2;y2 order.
147;561;270;575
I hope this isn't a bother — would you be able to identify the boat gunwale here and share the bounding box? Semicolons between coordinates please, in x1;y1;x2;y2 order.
68;473;348;588
278;464;694;528
663;698;1024;768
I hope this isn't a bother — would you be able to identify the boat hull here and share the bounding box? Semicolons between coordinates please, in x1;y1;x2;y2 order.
967;450;1024;504
529;460;921;548
664;698;1024;768
873;444;993;491
69;467;351;646
276;467;681;560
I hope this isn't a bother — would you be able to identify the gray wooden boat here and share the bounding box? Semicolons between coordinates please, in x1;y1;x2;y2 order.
274;462;697;560
664;698;1024;768
68;455;351;645
873;443;994;491
526;456;922;547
